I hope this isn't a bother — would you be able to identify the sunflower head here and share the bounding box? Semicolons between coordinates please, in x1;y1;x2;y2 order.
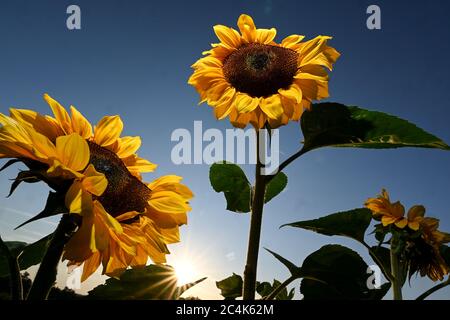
0;94;193;281
188;14;340;129
405;218;450;281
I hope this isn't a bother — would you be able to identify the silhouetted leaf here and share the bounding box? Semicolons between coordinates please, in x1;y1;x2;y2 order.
265;248;301;276
300;244;389;300
301;103;450;152
88;264;205;300
8;171;40;197
216;273;243;300
256;279;294;300
209;162;251;213
264;172;287;203
283;208;372;243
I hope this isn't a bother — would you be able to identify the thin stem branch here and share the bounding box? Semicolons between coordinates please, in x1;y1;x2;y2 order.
361;241;394;283
267;147;307;182
390;237;403;300
416;277;450;300
0;236;23;300
243;132;267;300
26;214;77;300
265;275;297;300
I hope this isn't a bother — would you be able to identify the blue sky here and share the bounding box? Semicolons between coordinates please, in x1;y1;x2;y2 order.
1;0;450;299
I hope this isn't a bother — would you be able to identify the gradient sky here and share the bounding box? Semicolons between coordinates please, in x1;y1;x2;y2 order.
1;0;450;299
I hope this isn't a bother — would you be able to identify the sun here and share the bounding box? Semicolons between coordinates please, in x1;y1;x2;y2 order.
172;258;198;285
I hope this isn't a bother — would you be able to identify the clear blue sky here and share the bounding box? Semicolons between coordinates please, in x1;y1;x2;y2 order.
1;0;449;299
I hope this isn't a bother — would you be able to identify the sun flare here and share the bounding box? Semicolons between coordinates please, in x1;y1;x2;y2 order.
172;258;198;286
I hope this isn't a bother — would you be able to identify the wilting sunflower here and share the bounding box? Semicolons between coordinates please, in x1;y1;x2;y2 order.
188;14;340;128
406;217;450;281
0;94;193;281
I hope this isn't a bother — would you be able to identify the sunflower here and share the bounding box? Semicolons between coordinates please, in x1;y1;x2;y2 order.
0;94;193;281
406;217;450;281
188;14;340;129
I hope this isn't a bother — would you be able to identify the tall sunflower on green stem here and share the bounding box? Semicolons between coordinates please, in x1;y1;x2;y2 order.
189;14;339;299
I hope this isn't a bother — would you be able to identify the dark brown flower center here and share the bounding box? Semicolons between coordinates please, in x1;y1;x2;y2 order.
222;43;298;98
88;141;151;217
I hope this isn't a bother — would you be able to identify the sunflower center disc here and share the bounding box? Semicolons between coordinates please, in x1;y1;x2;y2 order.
88;141;151;217
222;43;298;97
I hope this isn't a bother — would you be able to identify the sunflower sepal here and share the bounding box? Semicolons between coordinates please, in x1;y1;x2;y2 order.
15;191;68;230
8;170;41;198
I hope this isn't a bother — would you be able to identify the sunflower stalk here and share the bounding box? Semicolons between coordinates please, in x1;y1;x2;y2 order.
27;214;77;300
243;132;267;300
390;235;403;300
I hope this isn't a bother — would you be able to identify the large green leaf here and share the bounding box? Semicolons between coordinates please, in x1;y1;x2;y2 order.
0;235;52;277
256;280;295;300
216;273;243;300
283;208;372;243
209;162;251;213
88;264;205;300
264;172;287;203
301;103;450;152
300;244;390;300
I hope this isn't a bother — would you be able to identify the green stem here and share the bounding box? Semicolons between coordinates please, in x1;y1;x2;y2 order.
390;237;403;300
0;236;23;300
26;214;76;300
265;275;296;300
243;132;267;300
416;277;450;300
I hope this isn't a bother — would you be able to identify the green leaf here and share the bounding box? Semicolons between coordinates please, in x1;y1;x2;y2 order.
209;162;251;213
300;244;389;300
0;235;52;277
216;273;243;300
88;264;205;300
283;208;372;243
15;192;66;229
265;248;301;276
264;172;287;203
256;280;294;300
301;103;450;152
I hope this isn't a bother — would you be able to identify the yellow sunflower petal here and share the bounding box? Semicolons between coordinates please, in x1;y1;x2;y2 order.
237;14;256;42
55;133;90;172
213;25;242;48
260;95;284;120
81;252;101;282
94;115;123;147
235;94;260;113
70;106;93;139
116;136;141;159
395;218;408;229
256;28;277;44
82;164;107;196
281;34;305;49
278;83;302;104
408;205;426;220
43;93;72;134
